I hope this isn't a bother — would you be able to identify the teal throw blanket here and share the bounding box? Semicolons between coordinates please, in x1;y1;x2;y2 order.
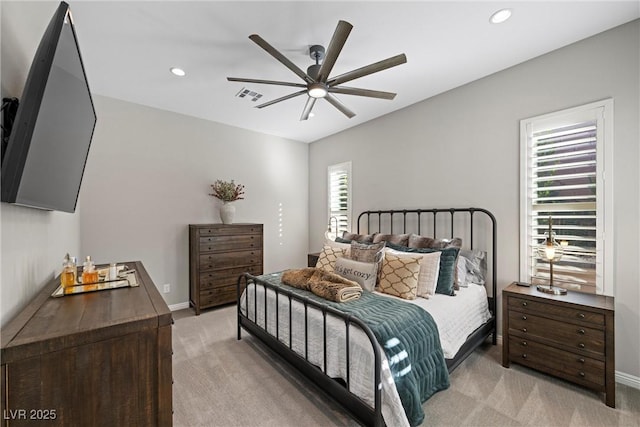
255;272;450;426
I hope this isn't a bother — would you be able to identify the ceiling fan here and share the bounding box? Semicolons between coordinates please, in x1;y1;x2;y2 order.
227;20;407;121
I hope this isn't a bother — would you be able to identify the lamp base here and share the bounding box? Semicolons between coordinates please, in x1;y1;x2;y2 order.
536;284;567;295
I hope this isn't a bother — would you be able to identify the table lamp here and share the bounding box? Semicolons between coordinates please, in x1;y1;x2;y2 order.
536;216;568;295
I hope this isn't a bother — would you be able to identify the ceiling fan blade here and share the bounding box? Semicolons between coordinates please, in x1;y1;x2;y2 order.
316;20;353;83
328;53;407;87
329;86;396;100
249;34;313;83
300;97;317;121
227;77;306;88
255;89;307;109
325;93;355;118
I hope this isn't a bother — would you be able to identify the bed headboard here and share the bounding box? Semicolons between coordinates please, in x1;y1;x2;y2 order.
356;207;497;314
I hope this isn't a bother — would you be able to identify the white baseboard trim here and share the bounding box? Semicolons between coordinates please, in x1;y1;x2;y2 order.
497;334;640;390
616;371;640;390
168;302;190;311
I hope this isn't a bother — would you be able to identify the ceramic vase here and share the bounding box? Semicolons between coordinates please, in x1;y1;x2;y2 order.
220;202;236;224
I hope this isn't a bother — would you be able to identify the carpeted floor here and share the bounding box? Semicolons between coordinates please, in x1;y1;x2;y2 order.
172;305;640;427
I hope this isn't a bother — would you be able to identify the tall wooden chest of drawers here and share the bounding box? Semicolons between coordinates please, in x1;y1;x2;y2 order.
502;282;615;407
189;224;263;315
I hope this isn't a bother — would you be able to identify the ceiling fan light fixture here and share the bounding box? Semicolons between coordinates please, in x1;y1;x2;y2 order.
490;8;512;24
308;82;328;98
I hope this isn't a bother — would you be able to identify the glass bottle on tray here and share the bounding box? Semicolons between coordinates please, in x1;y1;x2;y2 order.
60;253;76;288
82;255;98;284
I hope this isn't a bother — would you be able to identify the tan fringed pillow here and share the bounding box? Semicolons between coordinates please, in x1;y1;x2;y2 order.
315;245;346;273
378;252;422;300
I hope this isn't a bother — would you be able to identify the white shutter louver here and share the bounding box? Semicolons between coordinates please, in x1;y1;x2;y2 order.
328;162;351;239
529;122;598;292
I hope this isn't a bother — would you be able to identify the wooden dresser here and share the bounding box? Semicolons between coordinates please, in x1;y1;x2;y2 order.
1;261;173;426
189;223;263;315
502;282;615;407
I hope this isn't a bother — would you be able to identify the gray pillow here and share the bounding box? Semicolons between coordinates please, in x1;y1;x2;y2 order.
373;233;410;246
349;241;385;263
457;249;487;286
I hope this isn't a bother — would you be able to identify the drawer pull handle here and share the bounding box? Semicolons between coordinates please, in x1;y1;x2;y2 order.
579;372;585;378
522;302;528;307
578;313;585;319
522;328;527;333
522;315;527;320
578;329;585;335
579;343;585;349
521;341;527;347
522;354;527;359
578;358;585;364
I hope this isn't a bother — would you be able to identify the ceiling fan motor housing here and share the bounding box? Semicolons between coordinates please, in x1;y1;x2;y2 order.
309;44;325;62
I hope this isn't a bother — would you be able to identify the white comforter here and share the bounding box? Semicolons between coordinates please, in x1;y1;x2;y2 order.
240;275;491;427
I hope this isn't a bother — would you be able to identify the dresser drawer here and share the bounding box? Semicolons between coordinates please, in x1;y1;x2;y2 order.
199;265;263;290
200;285;237;307
199;234;262;252
198;225;263;237
199;250;262;270
508;337;605;388
509;311;605;356
509;296;605;326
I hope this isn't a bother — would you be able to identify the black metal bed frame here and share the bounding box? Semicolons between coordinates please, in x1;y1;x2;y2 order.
237;207;497;426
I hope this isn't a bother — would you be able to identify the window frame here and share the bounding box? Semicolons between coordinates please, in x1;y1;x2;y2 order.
327;161;352;240
519;99;614;295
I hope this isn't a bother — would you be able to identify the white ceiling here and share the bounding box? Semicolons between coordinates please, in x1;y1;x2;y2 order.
12;1;640;143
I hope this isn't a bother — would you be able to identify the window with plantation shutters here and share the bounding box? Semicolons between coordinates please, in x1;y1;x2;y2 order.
520;100;613;295
327;162;351;239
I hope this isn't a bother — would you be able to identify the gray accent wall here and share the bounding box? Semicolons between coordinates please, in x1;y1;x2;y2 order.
79;95;309;307
308;20;640;379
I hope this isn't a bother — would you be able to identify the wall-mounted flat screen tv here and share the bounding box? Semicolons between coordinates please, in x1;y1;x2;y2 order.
1;1;96;213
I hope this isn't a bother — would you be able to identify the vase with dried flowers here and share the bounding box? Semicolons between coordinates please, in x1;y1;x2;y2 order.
209;180;245;224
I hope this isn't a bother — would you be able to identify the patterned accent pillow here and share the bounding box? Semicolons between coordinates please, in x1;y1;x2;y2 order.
386;242;460;296
349;241;385;263
315;245;346;273
385;248;441;298
373;233;410;246
378;252;422;300
334;257;378;291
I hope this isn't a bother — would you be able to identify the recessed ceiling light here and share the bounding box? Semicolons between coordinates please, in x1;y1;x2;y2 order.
490;8;512;24
170;67;186;77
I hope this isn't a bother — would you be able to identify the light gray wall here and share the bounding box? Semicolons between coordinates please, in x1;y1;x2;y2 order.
309;20;640;378
0;1;81;326
79;96;309;306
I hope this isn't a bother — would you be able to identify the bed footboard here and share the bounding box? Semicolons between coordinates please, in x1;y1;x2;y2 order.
236;272;384;427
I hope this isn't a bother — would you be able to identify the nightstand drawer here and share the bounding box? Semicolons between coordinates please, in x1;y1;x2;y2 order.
509;311;605;356
508;337;605;388
509;296;605;326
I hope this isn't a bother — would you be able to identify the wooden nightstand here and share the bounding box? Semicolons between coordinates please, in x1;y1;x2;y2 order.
308;252;320;267
502;282;615;407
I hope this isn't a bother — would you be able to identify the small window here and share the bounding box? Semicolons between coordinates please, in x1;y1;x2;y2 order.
327;162;351;240
520;99;613;295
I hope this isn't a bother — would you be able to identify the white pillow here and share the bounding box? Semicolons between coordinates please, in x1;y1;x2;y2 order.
334;257;378;291
384;248;440;298
324;236;351;253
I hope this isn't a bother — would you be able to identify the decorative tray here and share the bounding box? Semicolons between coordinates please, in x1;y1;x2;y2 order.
51;267;138;297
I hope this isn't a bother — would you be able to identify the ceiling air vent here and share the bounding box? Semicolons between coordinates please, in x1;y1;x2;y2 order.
235;88;263;102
